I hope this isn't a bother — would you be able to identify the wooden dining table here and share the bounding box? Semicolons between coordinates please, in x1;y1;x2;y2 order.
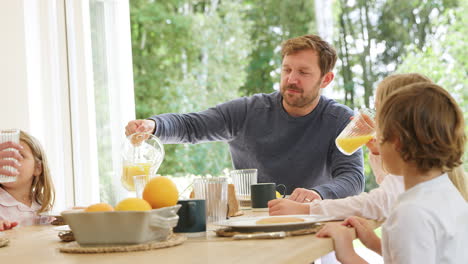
0;211;338;264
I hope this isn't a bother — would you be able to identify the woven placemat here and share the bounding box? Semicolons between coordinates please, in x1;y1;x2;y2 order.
0;238;9;248
58;234;186;254
215;224;322;238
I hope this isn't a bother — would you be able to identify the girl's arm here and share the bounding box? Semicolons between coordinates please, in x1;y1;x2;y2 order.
309;175;403;220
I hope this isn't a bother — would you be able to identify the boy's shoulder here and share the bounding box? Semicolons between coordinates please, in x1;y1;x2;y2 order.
393;175;468;223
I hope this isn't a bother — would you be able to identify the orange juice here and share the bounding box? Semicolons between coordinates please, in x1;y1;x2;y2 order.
336;135;373;155
121;163;151;191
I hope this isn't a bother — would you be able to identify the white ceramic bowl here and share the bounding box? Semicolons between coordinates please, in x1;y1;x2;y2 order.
61;205;181;246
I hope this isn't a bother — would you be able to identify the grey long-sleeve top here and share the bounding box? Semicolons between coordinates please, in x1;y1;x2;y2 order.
149;92;364;198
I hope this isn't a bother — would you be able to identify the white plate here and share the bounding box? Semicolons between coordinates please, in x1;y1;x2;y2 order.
215;215;338;232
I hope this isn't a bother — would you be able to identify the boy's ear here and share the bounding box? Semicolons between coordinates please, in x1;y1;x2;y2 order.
393;136;402;152
33;161;43;177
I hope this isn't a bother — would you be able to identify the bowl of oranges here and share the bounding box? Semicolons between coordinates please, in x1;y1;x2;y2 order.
62;176;181;246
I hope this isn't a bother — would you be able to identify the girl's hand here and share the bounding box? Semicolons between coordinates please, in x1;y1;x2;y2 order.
0;141;23;176
350;114;379;155
365;138;380;155
268;198;309;215
342;216;382;255
0;220;18;231
316;222;367;264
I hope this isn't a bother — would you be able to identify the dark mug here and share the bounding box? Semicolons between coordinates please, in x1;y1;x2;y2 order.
251;183;287;210
174;199;206;233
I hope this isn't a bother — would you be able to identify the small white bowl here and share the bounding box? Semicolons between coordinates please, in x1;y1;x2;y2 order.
61;205;181;246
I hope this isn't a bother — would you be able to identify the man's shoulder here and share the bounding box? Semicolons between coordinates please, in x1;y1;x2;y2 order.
247;91;279;105
222;91;278;108
319;96;354;120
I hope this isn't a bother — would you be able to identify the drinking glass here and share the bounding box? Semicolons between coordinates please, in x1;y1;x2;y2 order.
133;174;149;199
335;108;375;155
192;177;228;224
230;169;257;209
121;132;164;191
0;129;20;183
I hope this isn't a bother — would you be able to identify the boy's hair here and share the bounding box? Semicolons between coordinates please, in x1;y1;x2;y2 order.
375;73;432;107
281;34;337;76
377;82;465;173
20;131;55;213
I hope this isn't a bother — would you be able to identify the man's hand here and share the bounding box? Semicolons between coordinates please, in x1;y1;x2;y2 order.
316;222;367;264
342;216;382;255
0;141;23;177
125;120;156;136
268;198;309;215
288;188;322;203
0;220;18;231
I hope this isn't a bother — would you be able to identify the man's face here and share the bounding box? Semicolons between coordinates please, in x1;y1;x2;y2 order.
280;49;330;110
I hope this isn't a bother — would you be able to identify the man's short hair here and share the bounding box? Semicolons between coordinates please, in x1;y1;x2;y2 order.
377;82;465;172
281;34;337;76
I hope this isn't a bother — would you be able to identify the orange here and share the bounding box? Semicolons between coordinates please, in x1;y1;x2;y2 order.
143;176;179;209
84;203;114;212
115;198;152;211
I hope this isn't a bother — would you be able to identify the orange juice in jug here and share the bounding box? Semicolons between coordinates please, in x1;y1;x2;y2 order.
121;163;151;191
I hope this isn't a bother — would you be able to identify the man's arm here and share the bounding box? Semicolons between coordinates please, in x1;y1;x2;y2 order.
312;148;364;199
144;97;249;144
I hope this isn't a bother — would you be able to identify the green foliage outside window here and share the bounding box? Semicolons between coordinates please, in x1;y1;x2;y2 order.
129;0;466;191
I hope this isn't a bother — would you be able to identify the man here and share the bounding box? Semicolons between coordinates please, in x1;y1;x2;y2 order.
126;34;364;202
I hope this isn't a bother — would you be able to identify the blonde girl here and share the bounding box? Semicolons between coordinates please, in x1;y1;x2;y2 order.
0;131;55;230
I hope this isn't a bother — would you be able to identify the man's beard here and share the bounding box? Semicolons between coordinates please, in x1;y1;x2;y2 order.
281;83;320;108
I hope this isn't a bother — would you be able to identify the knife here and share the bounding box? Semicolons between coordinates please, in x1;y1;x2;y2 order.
232;231;286;240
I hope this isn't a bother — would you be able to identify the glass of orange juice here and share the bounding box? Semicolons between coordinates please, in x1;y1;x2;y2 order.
121;132;164;192
336;108;375;155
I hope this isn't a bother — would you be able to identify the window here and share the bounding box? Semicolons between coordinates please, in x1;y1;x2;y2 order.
66;0;136;205
1;0;136;210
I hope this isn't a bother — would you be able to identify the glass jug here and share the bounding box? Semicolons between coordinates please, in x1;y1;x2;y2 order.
121;132;165;191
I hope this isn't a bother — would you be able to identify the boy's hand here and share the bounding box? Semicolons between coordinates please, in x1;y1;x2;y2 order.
342;216;382;255
0;220;18;231
268;198;309;215
316;222;365;263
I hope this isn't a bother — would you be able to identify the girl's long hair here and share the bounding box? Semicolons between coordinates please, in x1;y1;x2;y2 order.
20;131;55;213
